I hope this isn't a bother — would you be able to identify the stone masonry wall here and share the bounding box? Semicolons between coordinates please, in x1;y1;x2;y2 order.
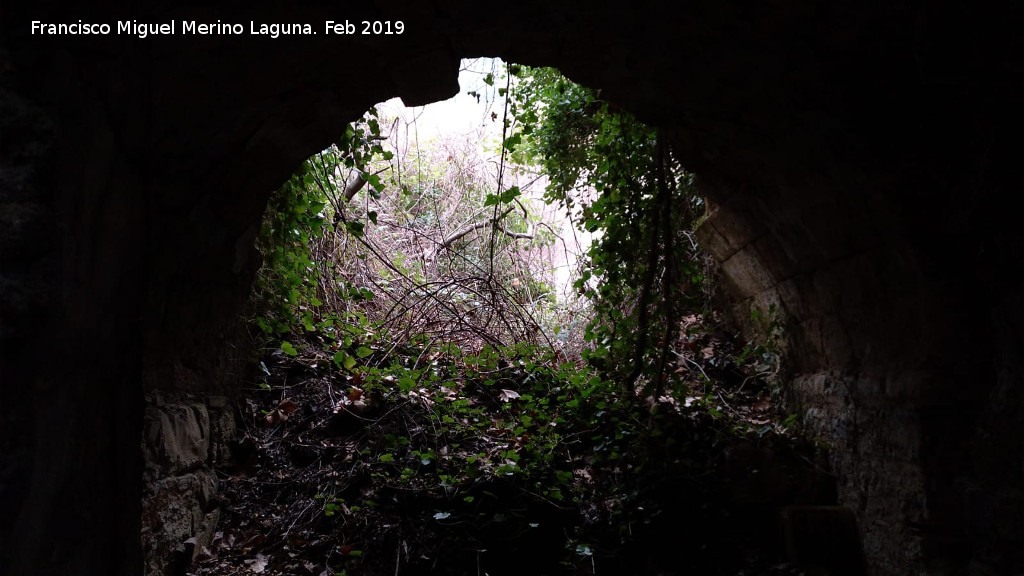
140;394;235;574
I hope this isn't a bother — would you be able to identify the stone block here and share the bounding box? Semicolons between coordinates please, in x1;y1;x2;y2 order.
720;247;774;299
695;214;736;261
144;402;211;476
142;472;219;576
705;200;766;254
752;232;804;282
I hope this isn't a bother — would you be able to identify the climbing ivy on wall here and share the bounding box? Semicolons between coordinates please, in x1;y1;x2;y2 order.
252;161;329;337
505;65;711;395
251;108;393;345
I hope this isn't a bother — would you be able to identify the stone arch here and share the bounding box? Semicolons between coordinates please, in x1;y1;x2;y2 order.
1;2;1021;575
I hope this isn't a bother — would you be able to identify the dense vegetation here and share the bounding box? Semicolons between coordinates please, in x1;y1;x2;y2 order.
194;61;819;576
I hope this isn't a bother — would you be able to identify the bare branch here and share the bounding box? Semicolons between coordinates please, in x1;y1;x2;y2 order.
437;206;514;251
344;172;366;201
495;221;534;240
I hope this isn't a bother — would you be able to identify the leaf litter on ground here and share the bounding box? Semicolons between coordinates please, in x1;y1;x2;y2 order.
190;318;822;576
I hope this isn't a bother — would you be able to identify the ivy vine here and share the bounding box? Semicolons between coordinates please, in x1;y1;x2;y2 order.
506;65;711;397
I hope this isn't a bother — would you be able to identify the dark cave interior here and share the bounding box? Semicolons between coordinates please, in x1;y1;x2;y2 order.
1;2;1023;575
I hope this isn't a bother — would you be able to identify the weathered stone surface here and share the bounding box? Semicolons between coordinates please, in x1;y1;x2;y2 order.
140;393;236;575
144;401;210;477
141;471;220;575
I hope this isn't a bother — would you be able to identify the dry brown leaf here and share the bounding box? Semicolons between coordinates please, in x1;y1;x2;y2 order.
264;409;287;426
498;389;520;402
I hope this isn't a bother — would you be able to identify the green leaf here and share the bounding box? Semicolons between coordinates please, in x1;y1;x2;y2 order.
356;346;373;358
257;317;272;334
500;186;521;203
346;220;365;238
503;133;522;150
366;173;383;190
281;341;298;356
